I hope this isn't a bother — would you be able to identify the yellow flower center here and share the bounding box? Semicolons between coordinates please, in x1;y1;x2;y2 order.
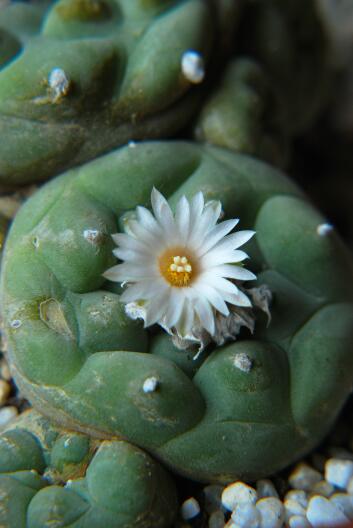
159;249;194;287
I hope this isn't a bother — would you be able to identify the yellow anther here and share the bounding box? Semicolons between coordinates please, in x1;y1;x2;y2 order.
159;249;194;287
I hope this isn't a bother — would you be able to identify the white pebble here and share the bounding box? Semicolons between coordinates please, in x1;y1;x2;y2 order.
284;490;309;509
256;497;285;528
325;458;353;489
256;479;279;499
231;503;260;528
330;493;353;519
317;223;334;236
284;498;306;521
10;319;22;329
181;497;200;520
221;482;257;511
233;353;253;373
309;480;334;498
204;485;224;514
0;406;18;427
288;515;312;528
181;50;205;83
289;463;322;492
208;511;225;528
307;495;350;527
142;376;159;393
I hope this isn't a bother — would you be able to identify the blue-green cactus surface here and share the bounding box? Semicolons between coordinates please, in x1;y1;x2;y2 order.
0;0;213;185
0;410;177;527
194;58;288;166
1;141;353;483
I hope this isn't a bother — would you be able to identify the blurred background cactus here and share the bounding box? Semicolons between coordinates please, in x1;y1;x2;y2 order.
0;0;353;527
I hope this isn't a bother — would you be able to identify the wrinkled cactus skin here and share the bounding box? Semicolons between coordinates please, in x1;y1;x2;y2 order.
0;410;177;527
194;58;289;167
238;0;331;135
0;0;213;185
2;141;353;483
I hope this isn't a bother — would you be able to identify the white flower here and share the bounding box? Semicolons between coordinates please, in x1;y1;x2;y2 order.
103;188;257;348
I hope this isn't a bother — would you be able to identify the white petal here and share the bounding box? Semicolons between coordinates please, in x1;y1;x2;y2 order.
187;192;204;240
125;219;164;249
136;206;163;236
103;263;157;282
113;247;151;261
191;192;204;219
199;219;239;255
192;283;229;316
120;279;167;302
151;188;176;236
201;249;248;268
175;195;190;245
214;264;257;282
176;298;194;337
198;273;239;295
163;288;185;328
112;232;152;252
194;298;215;335
144;288;171;327
189;200;222;248
222;289;252;308
210;231;255;255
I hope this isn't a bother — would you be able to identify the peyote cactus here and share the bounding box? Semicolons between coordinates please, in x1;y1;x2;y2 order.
237;0;331;135
194;58;289;167
0;410;177;527
1;141;353;483
0;0;214;185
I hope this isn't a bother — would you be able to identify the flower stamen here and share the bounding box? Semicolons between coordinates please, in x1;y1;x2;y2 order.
160;251;194;287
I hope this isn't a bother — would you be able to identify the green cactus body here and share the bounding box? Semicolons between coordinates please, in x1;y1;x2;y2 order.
2;141;353;482
0;410;177;527
194;58;288;166
0;0;213;185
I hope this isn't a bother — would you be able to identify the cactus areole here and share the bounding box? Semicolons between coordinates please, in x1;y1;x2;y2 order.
2;142;353;483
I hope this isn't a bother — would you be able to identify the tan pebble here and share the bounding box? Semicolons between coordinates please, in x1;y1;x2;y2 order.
0;380;11;405
1;362;11;381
